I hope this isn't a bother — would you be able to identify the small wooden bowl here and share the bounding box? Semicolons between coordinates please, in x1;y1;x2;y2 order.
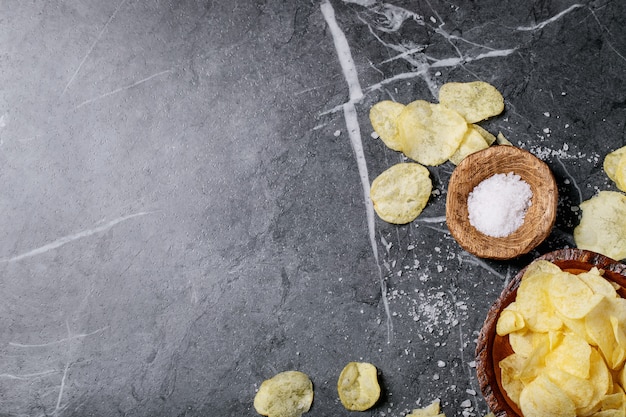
476;248;626;417
446;145;558;260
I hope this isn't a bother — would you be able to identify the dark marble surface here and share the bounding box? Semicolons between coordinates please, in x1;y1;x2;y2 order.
2;1;625;416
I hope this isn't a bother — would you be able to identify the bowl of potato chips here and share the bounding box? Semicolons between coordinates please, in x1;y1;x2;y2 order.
476;248;626;417
446;145;558;260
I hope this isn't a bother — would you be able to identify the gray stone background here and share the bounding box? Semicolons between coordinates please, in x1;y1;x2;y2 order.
1;0;625;416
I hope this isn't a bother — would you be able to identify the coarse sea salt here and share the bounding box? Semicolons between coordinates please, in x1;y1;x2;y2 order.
467;172;532;238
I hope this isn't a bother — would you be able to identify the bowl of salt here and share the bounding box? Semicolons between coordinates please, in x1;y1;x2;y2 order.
446;145;558;260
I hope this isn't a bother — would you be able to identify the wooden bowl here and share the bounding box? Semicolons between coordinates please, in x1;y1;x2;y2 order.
475;248;626;417
446;145;558;260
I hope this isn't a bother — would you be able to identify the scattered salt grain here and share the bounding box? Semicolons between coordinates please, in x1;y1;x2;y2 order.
467;172;532;238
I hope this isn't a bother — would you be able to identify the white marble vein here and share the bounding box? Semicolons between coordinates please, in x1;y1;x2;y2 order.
321;0;393;343
515;4;584;31
73;70;172;109
0;212;153;263
9;326;109;348
61;0;129;97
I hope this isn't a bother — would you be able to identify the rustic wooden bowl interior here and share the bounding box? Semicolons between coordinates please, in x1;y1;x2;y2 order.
446;145;558;260
476;248;626;417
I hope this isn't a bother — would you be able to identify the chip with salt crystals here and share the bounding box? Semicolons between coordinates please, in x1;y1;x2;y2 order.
574;191;626;261
604;145;626;192
254;371;313;417
405;398;445;417
337;362;380;411
369;100;406;152
438;81;504;123
397;100;468;166
448;124;491;165
370;162;432;224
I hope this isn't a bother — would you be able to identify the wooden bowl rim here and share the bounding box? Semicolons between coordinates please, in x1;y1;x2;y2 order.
446;146;558;260
475;248;626;417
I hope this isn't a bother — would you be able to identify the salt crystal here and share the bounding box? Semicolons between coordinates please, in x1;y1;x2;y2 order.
460;399;472;408
467;172;532;237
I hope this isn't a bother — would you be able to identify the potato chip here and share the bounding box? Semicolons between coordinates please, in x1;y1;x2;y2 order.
548;271;604;319
545;332;592;379
438;81;505;123
586;307;621;369
576;349;613;416
601;384;626;412
337;362;380;411
472;124;497;145
614;154;626;193
579;268;618;299
254;371;313;417
524;259;564;276
574;191;626;261
604;146;626;192
496;132;513;146
496;305;525;336
397;100;468;166
369;100;406;152
545;366;595;411
370;162;432;224
518;341;551;384
405;399;445;416
508;330;534;357
516;270;563;332
519;373;576;417
448;124;491;165
499;353;525;406
592;409;626;417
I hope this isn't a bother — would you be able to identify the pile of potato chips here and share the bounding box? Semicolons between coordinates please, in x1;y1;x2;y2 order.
574;145;626;261
496;259;626;417
369;81;502;168
368;81;504;224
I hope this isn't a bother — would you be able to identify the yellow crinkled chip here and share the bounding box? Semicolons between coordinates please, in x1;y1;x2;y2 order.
496;303;525;336
405;399;445;416
548;271;604;319
579;268;618;299
515;270;563;333
499;353;525;406
472;124;497;145
397;100;468;166
604;146;626;192
545;366;596;411
615;153;626;193
574;191;626;261
545;332;592;379
370;162;432;224
337;362;381;411
448;124;491;165
438;81;505;123
369;100;406;152
254;371;313;417
519;373;576;417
